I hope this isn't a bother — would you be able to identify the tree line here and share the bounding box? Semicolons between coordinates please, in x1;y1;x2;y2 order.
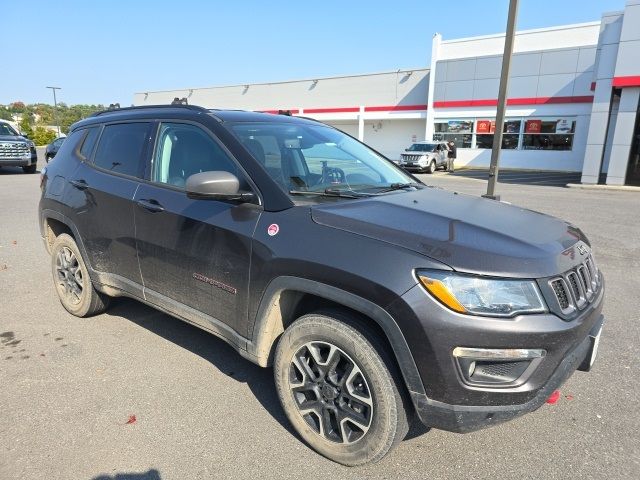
1;102;105;145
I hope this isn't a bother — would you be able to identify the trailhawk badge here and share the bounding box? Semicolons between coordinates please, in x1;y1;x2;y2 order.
267;224;280;236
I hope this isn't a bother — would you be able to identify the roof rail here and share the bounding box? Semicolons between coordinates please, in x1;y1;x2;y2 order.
90;104;209;117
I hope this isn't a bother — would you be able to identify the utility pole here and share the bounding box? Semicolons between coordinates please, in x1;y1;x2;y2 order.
46;86;62;137
484;0;520;200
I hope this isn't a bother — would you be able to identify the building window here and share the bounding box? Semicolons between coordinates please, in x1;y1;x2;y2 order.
475;119;520;150
522;118;575;151
433;117;576;151
433;120;473;148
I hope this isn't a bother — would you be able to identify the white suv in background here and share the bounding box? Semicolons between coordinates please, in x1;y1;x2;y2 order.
398;141;448;174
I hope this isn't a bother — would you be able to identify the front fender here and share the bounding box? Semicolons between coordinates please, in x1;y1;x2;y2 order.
247;276;426;398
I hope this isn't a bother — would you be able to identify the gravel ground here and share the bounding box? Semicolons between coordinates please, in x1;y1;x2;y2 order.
1;153;639;479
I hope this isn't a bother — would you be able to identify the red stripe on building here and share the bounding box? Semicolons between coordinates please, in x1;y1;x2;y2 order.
364;104;428;112
612;76;640;87
261;109;300;114
260;105;428;114
303;107;360;113
433;95;593;108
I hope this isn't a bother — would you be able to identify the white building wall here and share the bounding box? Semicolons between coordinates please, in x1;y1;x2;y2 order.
134;69;429;112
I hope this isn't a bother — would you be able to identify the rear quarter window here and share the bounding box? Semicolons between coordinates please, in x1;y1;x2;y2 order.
49;129;85;162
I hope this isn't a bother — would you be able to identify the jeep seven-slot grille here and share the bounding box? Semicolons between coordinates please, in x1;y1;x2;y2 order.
548;254;599;315
0;142;30;159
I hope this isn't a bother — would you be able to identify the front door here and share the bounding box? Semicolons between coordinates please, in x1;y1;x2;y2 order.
134;121;261;338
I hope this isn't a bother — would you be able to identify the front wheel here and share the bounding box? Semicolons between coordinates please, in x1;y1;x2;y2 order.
274;310;410;466
427;160;436;174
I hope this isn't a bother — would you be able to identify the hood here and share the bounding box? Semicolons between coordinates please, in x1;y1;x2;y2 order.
0;135;29;143
311;187;588;278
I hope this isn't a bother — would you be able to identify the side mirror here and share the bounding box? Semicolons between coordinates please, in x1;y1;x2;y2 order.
185;171;255;202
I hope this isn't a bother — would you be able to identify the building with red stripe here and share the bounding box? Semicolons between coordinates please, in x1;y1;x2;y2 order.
134;0;640;186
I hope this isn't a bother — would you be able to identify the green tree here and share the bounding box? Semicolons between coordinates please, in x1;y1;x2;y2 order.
0;107;12;121
32;126;57;146
19;115;33;137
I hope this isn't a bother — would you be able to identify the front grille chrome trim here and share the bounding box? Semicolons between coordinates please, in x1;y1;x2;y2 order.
548;253;600;317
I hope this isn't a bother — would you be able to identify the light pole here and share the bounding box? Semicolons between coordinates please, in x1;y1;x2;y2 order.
46;86;62;137
484;0;520;200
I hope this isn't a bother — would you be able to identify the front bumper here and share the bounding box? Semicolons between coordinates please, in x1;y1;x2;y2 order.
402;164;429;172
0;153;37;167
388;274;605;433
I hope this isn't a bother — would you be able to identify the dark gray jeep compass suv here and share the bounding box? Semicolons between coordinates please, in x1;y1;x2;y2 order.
38;105;605;466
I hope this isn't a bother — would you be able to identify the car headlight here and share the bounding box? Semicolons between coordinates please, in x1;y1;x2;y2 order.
416;270;547;317
418;155;429;165
27;141;35;148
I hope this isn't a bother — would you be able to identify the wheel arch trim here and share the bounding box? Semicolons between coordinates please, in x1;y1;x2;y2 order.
40;209;95;277
248;276;426;396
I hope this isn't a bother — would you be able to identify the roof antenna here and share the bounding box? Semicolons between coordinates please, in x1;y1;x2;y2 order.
172;97;188;105
108;103;120;110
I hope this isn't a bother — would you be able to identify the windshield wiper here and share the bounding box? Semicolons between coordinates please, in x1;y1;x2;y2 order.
289;188;371;199
373;182;423;193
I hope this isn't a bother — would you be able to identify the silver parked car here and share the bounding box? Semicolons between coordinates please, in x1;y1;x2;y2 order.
398;141;449;174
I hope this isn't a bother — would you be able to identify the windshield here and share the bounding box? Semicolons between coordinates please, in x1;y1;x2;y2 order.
230;122;416;196
407;143;437;152
0;123;19;136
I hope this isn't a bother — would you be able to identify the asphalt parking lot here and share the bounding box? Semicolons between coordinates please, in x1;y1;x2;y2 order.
1;152;639;479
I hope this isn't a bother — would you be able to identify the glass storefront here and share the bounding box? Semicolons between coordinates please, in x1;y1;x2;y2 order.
433;117;577;151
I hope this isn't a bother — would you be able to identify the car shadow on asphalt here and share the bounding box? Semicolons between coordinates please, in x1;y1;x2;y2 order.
106;297;431;444
92;469;161;480
105;297;298;438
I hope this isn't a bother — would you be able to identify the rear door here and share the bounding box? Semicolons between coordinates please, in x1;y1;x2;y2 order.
68;121;153;296
133;121;261;338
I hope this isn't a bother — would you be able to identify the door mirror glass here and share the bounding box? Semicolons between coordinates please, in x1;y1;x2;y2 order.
185;171;254;201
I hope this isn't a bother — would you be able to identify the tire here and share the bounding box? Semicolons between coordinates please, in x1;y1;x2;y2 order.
427;160;436;174
274;310;410;466
50;233;110;317
22;164;37;174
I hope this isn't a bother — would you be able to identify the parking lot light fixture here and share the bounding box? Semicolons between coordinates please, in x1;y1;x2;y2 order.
46;86;62;138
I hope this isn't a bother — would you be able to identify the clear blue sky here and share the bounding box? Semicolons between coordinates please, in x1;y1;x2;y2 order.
1;0;624;106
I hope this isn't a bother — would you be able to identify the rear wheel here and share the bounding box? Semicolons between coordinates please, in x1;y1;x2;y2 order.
274;310;410;466
22;164;36;174
51;233;110;317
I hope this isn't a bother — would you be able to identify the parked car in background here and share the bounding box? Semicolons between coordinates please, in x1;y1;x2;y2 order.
0;120;38;173
45;137;66;162
399;141;449;174
39;105;605;466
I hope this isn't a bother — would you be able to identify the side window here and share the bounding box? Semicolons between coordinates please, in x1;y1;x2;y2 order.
153;122;241;188
93;123;151;177
50;129;85;161
79;126;101;160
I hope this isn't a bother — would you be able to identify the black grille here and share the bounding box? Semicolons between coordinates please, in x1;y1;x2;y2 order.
567;273;581;299
551;279;570;310
548;253;600;315
578;267;590;292
476;361;529;378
